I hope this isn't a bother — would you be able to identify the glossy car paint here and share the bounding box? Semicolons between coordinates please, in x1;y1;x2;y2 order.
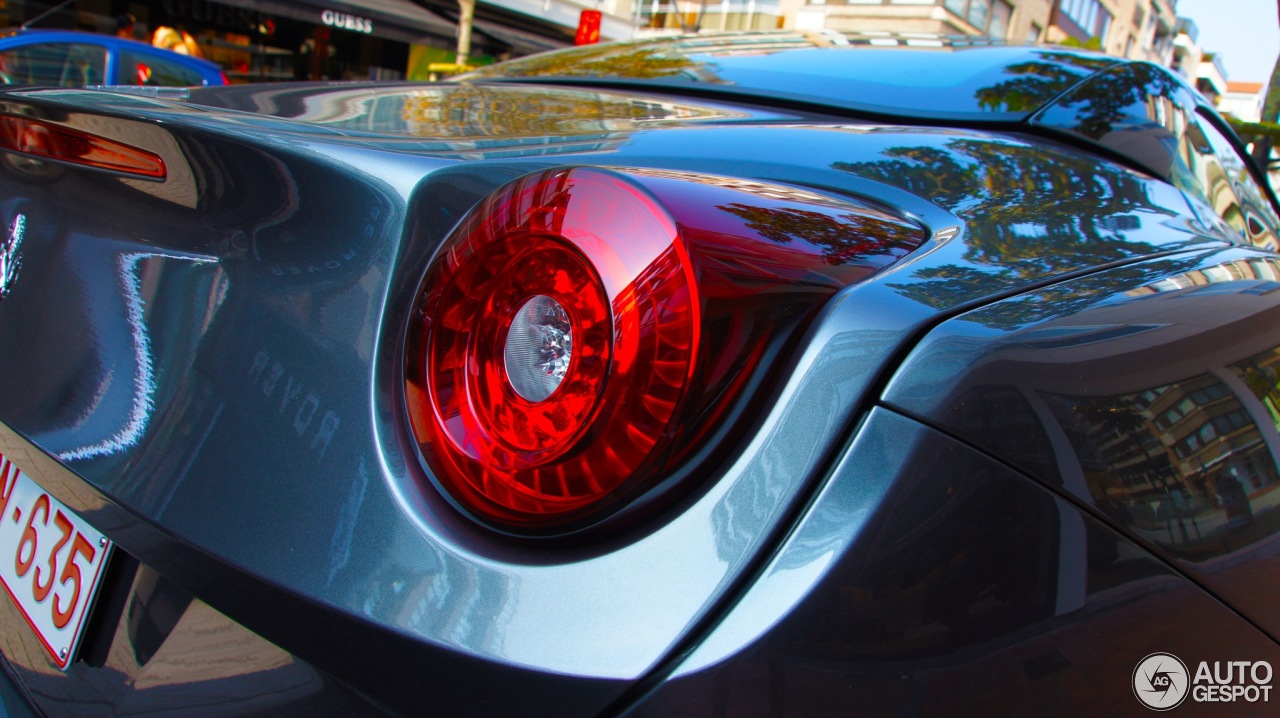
627;251;1280;715
0;38;1273;715
882;247;1280;641
627;408;1280;716
460;33;1122;122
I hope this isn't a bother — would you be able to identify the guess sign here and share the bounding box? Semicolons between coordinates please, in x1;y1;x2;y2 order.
321;10;374;34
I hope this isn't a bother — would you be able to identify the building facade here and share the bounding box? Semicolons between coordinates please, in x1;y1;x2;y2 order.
642;0;1184;64
5;0;467;81
1221;81;1265;123
626;0;786;34
785;0;1053;44
1171;16;1237;107
2;0;642;82
7;0;1262;112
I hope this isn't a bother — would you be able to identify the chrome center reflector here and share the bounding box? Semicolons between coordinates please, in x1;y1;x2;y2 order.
504;295;573;402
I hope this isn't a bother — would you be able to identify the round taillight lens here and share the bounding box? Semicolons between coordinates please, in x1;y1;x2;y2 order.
406;165;929;533
406;167;699;530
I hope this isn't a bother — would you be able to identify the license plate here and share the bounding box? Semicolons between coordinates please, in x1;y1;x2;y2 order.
0;452;112;670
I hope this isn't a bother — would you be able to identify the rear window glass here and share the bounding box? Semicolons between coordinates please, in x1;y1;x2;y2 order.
0;43;106;86
120;50;207;86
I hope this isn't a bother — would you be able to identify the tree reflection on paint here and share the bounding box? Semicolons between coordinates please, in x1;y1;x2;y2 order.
399;84;719;138
715;203;922;266
1039;62;1187;142
974;52;1114;113
833;136;1175;313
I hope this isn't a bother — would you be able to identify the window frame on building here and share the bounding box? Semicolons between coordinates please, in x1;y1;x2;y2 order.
942;0;1014;40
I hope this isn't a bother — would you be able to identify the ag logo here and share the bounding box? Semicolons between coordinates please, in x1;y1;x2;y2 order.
0;213;24;300
1134;652;1190;710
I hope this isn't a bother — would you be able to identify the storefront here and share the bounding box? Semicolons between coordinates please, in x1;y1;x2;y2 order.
5;0;470;81
179;0;459;80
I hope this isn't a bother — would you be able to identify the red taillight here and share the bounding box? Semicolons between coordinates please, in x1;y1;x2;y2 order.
0;114;166;179
406;167;925;532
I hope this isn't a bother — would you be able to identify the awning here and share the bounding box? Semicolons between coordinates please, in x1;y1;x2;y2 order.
471;18;568;57
212;0;457;46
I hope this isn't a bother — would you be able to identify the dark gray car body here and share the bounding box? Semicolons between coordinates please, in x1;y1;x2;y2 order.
0;32;1277;716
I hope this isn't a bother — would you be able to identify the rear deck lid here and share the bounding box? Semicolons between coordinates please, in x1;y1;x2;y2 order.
459;31;1121;122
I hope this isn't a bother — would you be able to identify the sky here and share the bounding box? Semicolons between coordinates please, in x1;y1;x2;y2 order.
1176;0;1279;85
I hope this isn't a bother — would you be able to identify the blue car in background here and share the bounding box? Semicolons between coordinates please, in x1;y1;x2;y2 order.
0;29;226;87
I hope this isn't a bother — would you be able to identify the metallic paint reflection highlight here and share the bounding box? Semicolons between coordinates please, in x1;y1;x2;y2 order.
58;252;216;462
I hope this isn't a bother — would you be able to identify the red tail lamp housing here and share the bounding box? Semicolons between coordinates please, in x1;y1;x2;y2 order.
406;167;925;532
0;113;166;179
